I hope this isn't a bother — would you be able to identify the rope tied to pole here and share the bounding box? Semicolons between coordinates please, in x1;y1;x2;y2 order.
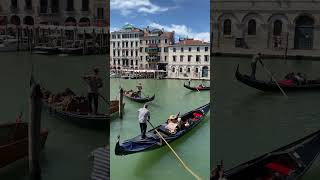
147;120;203;180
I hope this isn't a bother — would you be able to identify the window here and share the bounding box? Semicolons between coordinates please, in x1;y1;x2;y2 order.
173;48;176;52
197;47;200;52
135;41;138;47
11;0;18;9
205;47;208;51
248;19;256;35
130;41;133;47
126;42;128;47
131;50;133;56
181;47;184;52
223;19;231;35
118;59;120;65
173;56;176;62
189;47;191;52
164;47;168;52
145;40;148;44
180;68;183;73
205;55;209;62
40;0;48;13
172;67;175;72
140;56;143;61
25;0;32;9
164;56;167;61
135;51;138;57
82;0;89;11
66;0;74;11
113;42;115;47
131;60;133;65
52;0;59;13
187;68;190;72
113;50;115;56
117;34;120;39
117;42;120;47
97;8;104;19
136;60;138;65
273;20;282;36
188;55;192;62
140;40;142;44
195;68;198;73
180;55;184;62
196;55;200;62
165;39;168;44
113;60;115;65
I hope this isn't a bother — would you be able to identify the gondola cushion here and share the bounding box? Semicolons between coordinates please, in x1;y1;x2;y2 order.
265;162;294;176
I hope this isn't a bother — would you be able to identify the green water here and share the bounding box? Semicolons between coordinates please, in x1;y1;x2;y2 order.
0;52;108;180
212;57;320;179
110;79;210;180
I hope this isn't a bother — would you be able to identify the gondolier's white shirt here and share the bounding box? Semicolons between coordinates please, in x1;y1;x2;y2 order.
138;108;150;123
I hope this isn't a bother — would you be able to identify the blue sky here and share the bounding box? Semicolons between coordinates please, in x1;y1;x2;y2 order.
110;0;210;42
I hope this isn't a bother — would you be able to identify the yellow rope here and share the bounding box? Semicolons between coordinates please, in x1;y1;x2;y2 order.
151;125;203;180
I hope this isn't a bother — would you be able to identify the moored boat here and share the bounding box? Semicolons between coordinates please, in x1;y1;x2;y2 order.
211;129;320;180
235;64;320;91
0;122;48;168
41;87;109;129
115;103;210;155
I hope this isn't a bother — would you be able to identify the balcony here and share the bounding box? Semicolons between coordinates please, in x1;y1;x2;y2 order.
146;56;160;63
146;46;160;54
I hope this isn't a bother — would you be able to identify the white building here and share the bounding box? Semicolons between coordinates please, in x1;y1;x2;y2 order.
212;0;320;57
168;39;210;80
110;24;143;70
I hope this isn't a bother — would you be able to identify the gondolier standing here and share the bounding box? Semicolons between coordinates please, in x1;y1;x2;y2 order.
138;103;150;139
83;67;103;115
250;52;264;80
136;82;143;97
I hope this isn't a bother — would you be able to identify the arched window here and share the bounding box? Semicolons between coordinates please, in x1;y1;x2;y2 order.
273;20;282;36
172;67;175;72
223;19;231;35
248;19;256;35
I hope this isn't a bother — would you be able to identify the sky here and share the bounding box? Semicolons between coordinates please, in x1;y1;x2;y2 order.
110;0;210;42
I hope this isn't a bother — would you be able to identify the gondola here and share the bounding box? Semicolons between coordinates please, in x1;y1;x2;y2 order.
211;129;320;180
123;90;155;103
115;103;210;155
235;64;320;91
183;82;210;91
0;122;48;168
41;87;109;129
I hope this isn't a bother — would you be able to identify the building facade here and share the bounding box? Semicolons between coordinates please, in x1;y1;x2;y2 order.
139;27;174;71
110;24;143;70
212;0;320;57
167;39;210;80
0;0;107;27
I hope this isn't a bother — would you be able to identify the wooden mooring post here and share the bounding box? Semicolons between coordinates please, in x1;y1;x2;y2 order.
29;84;42;180
119;88;123;119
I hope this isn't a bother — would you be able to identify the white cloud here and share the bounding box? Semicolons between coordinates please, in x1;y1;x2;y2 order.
110;27;119;32
149;22;210;42
111;0;169;16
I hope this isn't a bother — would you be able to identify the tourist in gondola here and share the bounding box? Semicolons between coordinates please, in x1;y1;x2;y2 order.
138;103;150;139
83;67;103;115
250;52;264;80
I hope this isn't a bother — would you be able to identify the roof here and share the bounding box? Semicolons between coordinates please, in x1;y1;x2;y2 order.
175;39;209;46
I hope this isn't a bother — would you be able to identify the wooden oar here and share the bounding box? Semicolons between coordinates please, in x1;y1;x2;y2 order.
146;120;202;180
260;62;288;98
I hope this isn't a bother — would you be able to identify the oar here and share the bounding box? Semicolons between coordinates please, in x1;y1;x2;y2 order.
260;61;288;98
146;120;202;180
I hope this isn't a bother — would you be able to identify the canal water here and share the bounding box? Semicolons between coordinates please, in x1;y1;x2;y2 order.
110;78;210;179
212;56;320;179
0;52;108;180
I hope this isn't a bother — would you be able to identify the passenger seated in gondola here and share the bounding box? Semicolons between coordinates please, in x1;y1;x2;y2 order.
166;115;179;134
294;72;306;85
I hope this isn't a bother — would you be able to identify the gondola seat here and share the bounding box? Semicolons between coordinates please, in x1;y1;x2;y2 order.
265;162;294;176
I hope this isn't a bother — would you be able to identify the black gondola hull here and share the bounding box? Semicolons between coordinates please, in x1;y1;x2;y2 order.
183;83;210;91
124;94;155;103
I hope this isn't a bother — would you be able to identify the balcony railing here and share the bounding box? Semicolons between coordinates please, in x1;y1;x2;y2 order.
146;56;160;63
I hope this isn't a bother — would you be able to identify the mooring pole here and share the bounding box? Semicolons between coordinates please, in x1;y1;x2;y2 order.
119;88;123;119
29;84;42;180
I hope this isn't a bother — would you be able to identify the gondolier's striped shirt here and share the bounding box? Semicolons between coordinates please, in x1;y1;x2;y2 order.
91;146;109;180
